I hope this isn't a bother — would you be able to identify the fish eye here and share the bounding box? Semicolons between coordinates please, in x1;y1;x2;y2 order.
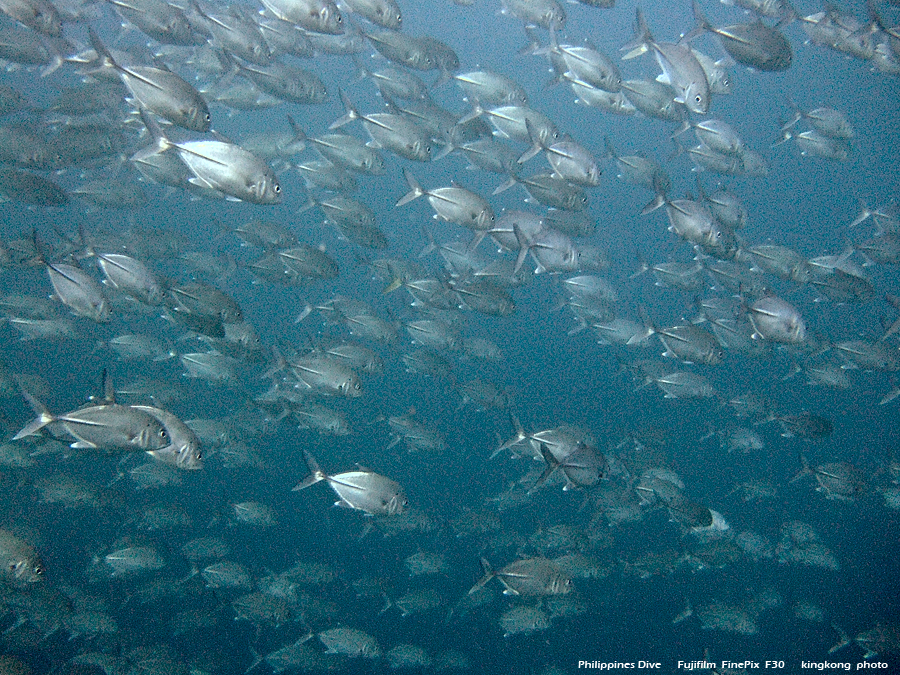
274;184;282;193
695;95;703;104
354;382;361;390
205;113;211;122
8;562;16;571
34;565;43;576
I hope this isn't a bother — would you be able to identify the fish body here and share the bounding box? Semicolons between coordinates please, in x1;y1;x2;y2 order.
293;450;408;515
14;394;171;451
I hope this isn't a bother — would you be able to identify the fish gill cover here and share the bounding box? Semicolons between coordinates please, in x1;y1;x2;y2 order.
0;0;899;673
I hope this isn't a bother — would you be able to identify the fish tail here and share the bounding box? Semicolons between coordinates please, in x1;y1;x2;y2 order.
12;389;55;440
285;115;307;146
39;35;65;78
690;0;712;32
133;107;171;159
828;623;850;654
620;9;652;60
329;89;359;130
492;175;517;196
87;27;118;71
789;454;813;483
516;119;544;164
627;307;656;345
529;443;560;493
417;224;438;259
396;169;424;207
468;558;494;594
512;224;532;275
292;450;327;491
456;102;484;126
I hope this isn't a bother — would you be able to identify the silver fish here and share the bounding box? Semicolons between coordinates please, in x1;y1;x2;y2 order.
623;9;710;114
470;557;572;596
14;393;171;451
135;110;281;205
131;405;203;470
747;295;806;344
0;529;44;586
293;450;408;516
398;169;495;232
343;0;400;28
694;0;792;72
89;30;211;132
260;0;344;34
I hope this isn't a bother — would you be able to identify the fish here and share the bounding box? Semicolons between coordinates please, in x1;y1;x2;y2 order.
0;529;44;586
692;0;792;72
293;449;408;515
88;30;211;132
530;441;606;492
746;295;807;344
454;70;529;106
39;253;111;324
286;354;361;396
0;168;68;205
499;605;550;637
134;108;281;205
470;557;572;596
519;120;602;187
539;26;621;92
14;390;171;452
102;545;165;576
398;169;495;237
201;561;252;590
343;0;401;29
232;60;328;106
260;0;344;34
315;627;380;658
623;9;711;114
109;0;202;46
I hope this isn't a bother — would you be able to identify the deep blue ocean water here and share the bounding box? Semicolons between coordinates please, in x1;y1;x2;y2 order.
1;0;899;673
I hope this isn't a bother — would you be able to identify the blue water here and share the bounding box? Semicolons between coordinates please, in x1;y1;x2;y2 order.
1;0;900;672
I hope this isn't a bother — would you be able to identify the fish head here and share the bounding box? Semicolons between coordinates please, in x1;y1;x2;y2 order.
386;492;408;515
340;376;363;397
186;104;212;133
542;5;566;30
254;174;282;204
477;208;496;230
376;2;401;29
175;440;204;470
250;41;272;63
785;315;807;343
683;81;710;114
10;556;45;584
363;155;386;175
411;140;432;161
317;3;345;34
141;422;171;450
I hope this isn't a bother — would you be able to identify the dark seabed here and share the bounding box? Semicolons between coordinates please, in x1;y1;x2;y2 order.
1;0;899;673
